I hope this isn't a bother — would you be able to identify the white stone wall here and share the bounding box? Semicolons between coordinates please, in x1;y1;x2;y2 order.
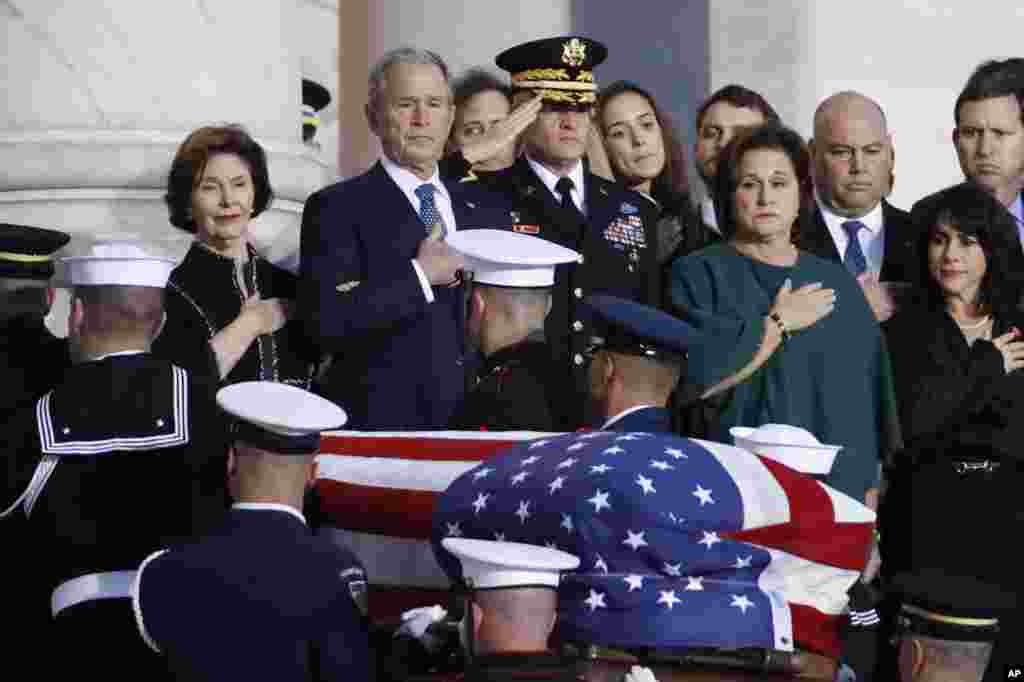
709;1;1024;210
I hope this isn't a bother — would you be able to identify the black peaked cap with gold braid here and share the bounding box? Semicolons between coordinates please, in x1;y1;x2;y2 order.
496;36;608;105
0;223;71;280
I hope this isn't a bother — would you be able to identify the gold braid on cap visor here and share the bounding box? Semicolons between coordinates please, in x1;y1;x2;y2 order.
532;89;597;104
0;251;52;263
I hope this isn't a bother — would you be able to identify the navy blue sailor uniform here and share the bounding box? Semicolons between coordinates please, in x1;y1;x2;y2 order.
0;352;229;679
135;505;370;682
298;160;515;430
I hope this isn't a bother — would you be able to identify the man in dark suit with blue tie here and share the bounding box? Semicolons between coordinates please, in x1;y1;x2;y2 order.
799;92;916;323
299;47;512;430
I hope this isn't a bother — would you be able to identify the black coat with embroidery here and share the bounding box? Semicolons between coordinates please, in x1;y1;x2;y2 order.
153;242;315;388
457;158;661;427
449;339;566;432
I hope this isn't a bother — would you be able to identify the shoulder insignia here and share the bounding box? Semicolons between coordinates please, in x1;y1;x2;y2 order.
336;281;360;293
513;224;541;235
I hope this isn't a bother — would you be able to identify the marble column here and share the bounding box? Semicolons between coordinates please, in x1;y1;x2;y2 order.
2;0;333;331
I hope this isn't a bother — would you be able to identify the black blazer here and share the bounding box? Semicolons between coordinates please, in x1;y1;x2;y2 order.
298;161;514;430
798;200;917;283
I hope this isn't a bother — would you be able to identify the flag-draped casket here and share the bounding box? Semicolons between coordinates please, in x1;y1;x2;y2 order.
314;430;875;658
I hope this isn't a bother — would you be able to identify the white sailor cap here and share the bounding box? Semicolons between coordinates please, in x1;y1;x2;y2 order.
216;381;348;455
60;241;177;288
446;229;581;288
442;537;580;590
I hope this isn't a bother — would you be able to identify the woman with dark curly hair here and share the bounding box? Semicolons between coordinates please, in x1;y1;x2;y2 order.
154;125;314;387
881;182;1024;616
596;81;717;264
669;123;895;508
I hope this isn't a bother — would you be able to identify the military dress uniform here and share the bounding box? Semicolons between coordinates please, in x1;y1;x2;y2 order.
446;229;581;432
461;37;661;429
134;381;369;682
0;244;229;679
0;223;71;417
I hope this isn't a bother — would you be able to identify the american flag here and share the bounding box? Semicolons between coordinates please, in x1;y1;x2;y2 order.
315;430;874;658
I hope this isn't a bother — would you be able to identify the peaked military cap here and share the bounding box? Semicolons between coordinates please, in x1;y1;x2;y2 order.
302;78;331;143
217;381;347;455
442;537;579;590
496;36;608;105
447;229;580;288
585;294;700;364
0;223;71;280
891;569;1015;642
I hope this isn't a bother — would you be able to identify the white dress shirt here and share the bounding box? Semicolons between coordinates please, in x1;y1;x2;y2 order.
1010;194;1024;250
700;196;720;233
600;404;657;430
381;155;457;303
526;156;587;215
232;502;307;525
815;193;885;276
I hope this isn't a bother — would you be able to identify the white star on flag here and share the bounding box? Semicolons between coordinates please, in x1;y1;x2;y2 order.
548;476;566;494
730;594;755;614
616;434;644;441
698;531;721;549
603;446;626;455
635;474;656;495
664;448;688;460
577;432;606;440
650;460;674;471
693;484;714;506
515;500;532;524
494;532;506;542
657;590;681;610
623;574;645;591
471;492;490;514
590;464;613;474
528;440;551;449
668;512;685;524
521;455;541;466
734;555;753;569
584;589;607;612
472;467;494;481
685;576;704;591
566;442;586;452
588;489;611;513
446;522;462;537
560;513;574;533
594;554;609;574
663;561;682;576
510;471;530;486
557;457;578;470
623;529;648;551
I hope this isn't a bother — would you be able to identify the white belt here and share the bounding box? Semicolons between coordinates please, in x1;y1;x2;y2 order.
51;571;136;618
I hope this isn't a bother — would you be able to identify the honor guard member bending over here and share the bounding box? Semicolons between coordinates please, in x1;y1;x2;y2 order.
584;295;699;433
478;37;661;429
134;381;370;682
0;241;229;679
440;537;581;682
447;229;581;431
0;223;71;417
890;569;1016;682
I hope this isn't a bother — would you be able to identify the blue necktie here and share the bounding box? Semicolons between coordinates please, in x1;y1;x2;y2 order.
415;183;446;238
842;220;868;277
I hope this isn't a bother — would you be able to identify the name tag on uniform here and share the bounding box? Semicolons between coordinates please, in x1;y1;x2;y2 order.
513;224;541;235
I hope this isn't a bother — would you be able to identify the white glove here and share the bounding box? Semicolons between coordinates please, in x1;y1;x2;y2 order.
623;665;658;682
395;604;448;640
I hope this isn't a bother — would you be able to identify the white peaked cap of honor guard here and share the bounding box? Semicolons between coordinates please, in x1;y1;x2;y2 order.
60;241;177;288
442;537;580;589
216;381;348;437
446;229;581;288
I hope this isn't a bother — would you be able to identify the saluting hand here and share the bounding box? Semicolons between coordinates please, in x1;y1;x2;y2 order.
991;327;1024;374
461;93;543;166
770;279;836;332
242;294;292;335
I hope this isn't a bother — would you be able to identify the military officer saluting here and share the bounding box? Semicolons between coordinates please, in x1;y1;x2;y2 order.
447;229;581;431
0;223;71;417
0;241;229;678
466;37;661;429
134;381;369;682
